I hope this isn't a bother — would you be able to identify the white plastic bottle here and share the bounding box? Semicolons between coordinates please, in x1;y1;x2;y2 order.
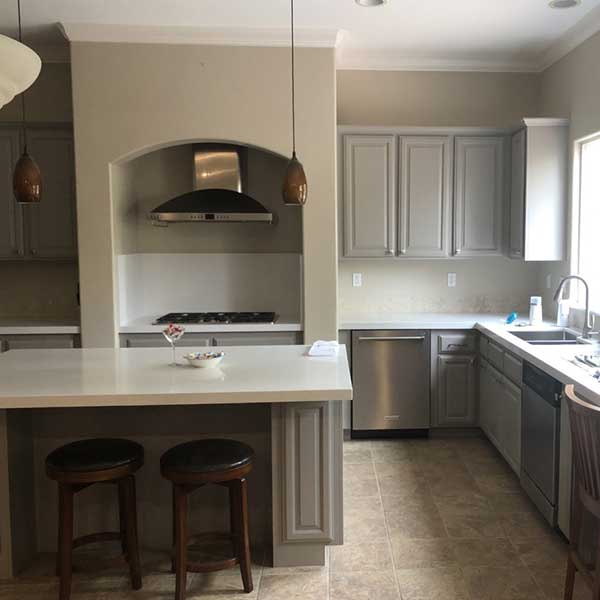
556;299;570;327
529;296;543;326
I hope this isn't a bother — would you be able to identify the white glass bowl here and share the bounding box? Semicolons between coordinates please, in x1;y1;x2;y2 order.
184;351;225;369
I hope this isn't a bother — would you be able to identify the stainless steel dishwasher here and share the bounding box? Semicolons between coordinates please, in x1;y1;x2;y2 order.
521;362;562;526
351;330;430;435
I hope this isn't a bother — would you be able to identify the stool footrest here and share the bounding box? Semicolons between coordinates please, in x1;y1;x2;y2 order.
188;558;239;573
72;531;122;549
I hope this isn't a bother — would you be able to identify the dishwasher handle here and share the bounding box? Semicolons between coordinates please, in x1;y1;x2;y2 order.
357;336;426;342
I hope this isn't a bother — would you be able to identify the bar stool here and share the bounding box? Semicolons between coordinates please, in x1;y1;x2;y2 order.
564;385;600;599
160;438;254;600
46;438;144;600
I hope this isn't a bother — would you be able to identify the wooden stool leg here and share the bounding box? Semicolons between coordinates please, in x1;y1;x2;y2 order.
174;484;189;600
229;483;240;558
171;486;176;574
57;484;74;600
123;475;143;590
118;479;128;556
236;478;253;594
564;486;583;600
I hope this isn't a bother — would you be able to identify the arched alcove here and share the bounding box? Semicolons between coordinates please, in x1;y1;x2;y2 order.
111;139;303;327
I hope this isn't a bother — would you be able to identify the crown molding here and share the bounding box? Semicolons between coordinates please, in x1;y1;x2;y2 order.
59;23;341;48
335;49;539;72
539;4;600;71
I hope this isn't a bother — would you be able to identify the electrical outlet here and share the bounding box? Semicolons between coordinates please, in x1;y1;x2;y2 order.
447;273;457;288
352;273;362;287
546;274;552;289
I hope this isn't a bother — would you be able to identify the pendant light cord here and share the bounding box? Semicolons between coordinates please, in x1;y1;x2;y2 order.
17;0;28;152
290;0;296;157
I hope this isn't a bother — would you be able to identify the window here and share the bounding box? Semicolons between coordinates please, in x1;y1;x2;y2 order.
572;133;600;310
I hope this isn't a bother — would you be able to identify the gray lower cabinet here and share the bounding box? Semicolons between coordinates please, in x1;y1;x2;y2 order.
0;125;77;260
431;331;478;427
213;332;301;346
478;340;522;475
342;134;397;257
0;335;79;351
399;136;453;258
120;332;301;348
454;136;505;257
121;334;212;348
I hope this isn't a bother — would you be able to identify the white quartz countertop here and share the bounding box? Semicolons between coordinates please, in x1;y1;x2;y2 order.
476;322;600;404
120;316;303;334
0;319;80;335
0;345;352;409
340;313;509;330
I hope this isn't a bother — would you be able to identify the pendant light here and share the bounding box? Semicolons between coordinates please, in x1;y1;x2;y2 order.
282;0;308;206
0;0;40;110
13;0;42;204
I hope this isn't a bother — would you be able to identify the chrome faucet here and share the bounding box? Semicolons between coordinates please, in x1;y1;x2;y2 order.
553;275;592;339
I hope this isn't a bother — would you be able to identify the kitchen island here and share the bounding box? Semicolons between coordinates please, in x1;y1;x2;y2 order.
0;345;352;578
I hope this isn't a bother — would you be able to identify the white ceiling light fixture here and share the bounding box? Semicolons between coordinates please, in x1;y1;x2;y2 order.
549;0;581;8
355;0;388;6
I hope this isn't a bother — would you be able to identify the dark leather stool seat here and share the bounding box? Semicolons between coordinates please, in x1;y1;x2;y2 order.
161;438;255;600
160;439;254;475
46;438;144;600
46;438;144;474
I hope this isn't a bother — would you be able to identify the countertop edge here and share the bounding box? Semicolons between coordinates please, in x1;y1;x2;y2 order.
0;325;81;335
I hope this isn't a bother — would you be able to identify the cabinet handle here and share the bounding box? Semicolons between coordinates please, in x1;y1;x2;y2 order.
358;336;426;342
30;249;37;256
448;343;468;349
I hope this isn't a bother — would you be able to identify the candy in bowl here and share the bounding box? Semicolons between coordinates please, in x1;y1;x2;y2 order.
184;351;225;369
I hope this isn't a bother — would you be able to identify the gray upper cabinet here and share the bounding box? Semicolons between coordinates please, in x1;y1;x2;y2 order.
399;136;452;257
27;128;77;259
0;129;22;258
509;119;568;262
509;129;526;258
342;134;396;258
454;136;505;257
0;125;77;261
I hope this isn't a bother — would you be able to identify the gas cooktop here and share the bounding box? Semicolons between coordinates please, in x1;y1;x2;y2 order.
153;312;277;325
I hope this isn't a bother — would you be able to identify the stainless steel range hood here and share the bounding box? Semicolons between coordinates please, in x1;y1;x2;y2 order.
149;145;273;223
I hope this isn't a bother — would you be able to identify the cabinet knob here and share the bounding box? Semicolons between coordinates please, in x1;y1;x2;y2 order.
30;249;37;256
385;249;394;256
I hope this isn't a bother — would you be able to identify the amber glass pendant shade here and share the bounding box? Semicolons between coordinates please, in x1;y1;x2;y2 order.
13;149;41;203
282;152;308;206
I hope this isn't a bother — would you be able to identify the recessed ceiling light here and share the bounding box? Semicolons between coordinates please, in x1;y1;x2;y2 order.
549;0;581;8
355;0;387;6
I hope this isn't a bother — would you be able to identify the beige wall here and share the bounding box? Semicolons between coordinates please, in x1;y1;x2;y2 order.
336;70;542;321
114;145;302;254
337;71;540;127
538;31;600;314
70;43;337;347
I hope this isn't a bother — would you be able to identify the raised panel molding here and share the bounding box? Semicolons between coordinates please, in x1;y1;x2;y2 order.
283;403;332;542
399;136;452;257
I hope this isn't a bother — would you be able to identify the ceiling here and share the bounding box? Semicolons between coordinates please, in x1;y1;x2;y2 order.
2;0;600;71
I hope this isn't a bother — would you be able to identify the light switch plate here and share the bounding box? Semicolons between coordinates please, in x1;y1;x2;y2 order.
448;273;457;288
352;273;362;287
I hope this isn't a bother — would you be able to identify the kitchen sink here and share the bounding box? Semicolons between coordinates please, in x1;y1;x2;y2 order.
510;329;583;345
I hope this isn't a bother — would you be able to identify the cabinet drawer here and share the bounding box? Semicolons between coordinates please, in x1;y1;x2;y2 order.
438;334;477;354
503;352;523;386
488;342;504;370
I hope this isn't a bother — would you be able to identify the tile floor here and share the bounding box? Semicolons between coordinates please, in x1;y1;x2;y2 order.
0;436;588;599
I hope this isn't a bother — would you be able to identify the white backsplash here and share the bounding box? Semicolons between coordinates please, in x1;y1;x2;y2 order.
117;253;302;324
339;258;542;320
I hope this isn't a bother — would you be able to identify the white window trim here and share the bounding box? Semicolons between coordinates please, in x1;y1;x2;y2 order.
571;131;600;312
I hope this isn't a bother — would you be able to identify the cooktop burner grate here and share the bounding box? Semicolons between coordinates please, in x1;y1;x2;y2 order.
153;312;277;325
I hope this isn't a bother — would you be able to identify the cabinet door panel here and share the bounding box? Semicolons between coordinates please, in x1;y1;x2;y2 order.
509;129;526;259
500;378;522;474
399;136;452;257
3;335;75;350
454;137;505;256
122;334;212;348
213;332;301;346
343;135;396;257
436;355;477;426
0;128;23;258
26;128;77;258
